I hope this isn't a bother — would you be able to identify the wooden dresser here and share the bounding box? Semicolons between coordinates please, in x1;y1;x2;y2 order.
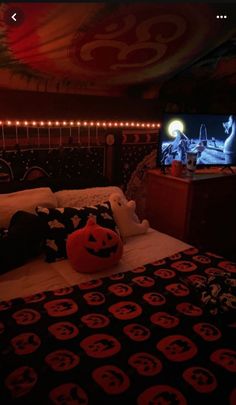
146;170;236;258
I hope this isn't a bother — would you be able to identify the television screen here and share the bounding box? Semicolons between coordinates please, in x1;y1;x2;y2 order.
158;114;236;166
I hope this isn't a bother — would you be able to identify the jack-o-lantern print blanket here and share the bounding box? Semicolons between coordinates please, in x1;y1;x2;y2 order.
0;248;236;404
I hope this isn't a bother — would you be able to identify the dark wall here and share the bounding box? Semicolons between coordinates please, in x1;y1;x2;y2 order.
0;89;159;121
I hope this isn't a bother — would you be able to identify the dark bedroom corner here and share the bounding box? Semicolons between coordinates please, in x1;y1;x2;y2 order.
0;1;236;404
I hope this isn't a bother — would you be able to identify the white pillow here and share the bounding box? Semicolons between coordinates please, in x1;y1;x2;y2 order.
54;186;126;208
0;187;57;228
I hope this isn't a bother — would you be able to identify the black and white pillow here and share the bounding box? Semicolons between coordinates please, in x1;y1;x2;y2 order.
36;201;118;262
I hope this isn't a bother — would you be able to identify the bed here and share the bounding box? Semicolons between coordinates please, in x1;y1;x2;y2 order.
0;185;235;405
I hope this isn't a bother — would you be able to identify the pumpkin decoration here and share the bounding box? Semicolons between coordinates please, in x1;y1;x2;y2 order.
66;218;123;273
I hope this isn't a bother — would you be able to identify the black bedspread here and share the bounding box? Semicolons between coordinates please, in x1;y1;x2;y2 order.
0;248;236;405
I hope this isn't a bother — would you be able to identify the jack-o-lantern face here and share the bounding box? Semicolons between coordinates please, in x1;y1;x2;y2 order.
123;323;151;341
11;333;41;355
44;299;78;317
108;283;133;297
48;322;79;340
131;266;146;273
171;260;197;272
83;292;105;305
218;261;236;273
193;255;211;264
109;301;142;320
92;365;130;394
169;253;182;260
80;334;121;358
184;247;199;255
193;323;221;341
0;300;12;311
154;268;176;279
205;268;226;276
151;312;179;329
152;259;166;266
12;309;41;325
133;276;155;287
165;283;189;297
183;367;217;393
81;313;110;328
143;292;166;306
137;385;187;405
66;218;123;274
53;287;74;296
109;273;124;280
157;335;197;362
49;383;88;405
177;302;203;317
5;366;37;398
187;275;207;287
210;349;236;372
45;350;79;371
79;279;103;290
128;352;162;376
24;293;46;303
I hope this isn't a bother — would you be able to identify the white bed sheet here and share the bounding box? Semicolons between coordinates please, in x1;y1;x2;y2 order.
0;228;191;300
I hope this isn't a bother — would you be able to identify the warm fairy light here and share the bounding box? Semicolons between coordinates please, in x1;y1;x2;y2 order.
1;119;161;129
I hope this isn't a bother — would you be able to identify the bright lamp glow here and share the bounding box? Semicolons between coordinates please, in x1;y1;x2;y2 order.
168;120;184;137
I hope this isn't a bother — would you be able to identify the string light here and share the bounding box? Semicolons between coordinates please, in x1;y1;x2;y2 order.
0;120;161;128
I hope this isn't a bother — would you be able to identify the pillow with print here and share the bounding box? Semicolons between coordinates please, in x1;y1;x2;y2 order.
36;201;118;262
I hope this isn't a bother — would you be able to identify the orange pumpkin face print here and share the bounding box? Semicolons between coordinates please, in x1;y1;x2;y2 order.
128;352;162;376
108;301;142;320
12;309;41;325
176;302;203;317
81;313;110;328
80;334;121;358
44;299;78;317
132;276;155;287
143;292;166;306
24;293;46;303
79;279;103;290
171;260;197;272
5;366;37;398
92;365;130;395
210;349;236;372
192;255;211;264
157;335;197;362
48;322;79;340
83;292;105;305
137;385;187;405
193;323;221;341
123;323;151;341
45;350;79;372
165;283;189;297
218;261;236;273
66;218;123;273
49;383;88;405
154;268;176;279
108;283;133;297
183;367;217;393
11;333;41;355
151;312;180;329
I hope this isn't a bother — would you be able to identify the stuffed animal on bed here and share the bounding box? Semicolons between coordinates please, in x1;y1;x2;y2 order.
66;217;123;273
109;193;149;240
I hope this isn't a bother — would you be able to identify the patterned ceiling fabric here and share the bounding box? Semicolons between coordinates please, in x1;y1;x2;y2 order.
0;2;235;97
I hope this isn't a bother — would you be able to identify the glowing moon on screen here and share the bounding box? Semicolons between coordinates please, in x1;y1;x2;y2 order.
168;120;184;137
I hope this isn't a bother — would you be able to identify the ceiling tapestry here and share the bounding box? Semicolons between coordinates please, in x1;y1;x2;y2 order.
0;3;235;97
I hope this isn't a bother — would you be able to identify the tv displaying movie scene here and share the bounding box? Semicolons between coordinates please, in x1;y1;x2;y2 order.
159;114;236;166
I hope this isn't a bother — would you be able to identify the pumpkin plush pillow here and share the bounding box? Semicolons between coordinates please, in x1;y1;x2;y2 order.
67;218;123;273
36;201;119;262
